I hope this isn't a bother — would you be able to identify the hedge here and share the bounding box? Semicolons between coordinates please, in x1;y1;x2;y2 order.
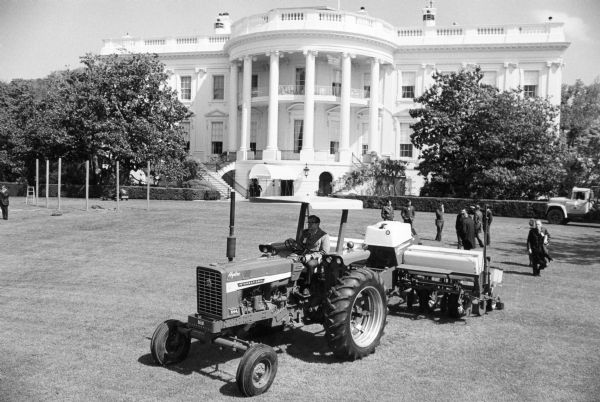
1;183;220;201
333;195;547;219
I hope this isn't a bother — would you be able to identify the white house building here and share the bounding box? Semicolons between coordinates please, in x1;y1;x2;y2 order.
100;3;569;196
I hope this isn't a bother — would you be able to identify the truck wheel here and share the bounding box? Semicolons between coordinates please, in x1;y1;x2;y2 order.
324;268;387;360
236;344;278;397
546;209;565;225
150;320;191;365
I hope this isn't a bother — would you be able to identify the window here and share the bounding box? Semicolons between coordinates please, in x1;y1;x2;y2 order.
401;72;416;99
251;74;258;97
481;71;497;88
293;120;303;153
213;75;224;100
332;69;341;97
523;71;538;98
363;73;371;98
330;141;339;155
250;121;257;152
181;121;191;152
180;76;191;100
362;144;369;155
524;85;537;98
296;68;305;95
211;121;224;154
399;144;413;158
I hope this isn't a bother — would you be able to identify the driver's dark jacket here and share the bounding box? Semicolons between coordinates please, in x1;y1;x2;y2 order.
299;228;330;260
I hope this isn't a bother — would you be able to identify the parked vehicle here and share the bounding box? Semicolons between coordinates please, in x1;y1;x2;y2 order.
546;187;599;224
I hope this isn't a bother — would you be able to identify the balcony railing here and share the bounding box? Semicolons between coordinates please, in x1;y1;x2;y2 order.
246;150;263;160
230;8;565;47
279;85;305;95
102;8;565;57
246;85;369;99
280;150;301;160
100;34;230;55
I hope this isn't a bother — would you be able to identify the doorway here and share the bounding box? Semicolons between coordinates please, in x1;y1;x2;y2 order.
281;180;294;196
318;172;333;196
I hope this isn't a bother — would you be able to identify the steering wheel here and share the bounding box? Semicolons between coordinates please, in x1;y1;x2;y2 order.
284;238;305;254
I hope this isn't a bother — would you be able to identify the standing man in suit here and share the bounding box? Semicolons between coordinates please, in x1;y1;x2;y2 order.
381;199;395;221
401;199;417;236
435;203;444;241
455;208;465;249
484;206;493;246
473;205;485;247
461;209;476;250
0;185;9;220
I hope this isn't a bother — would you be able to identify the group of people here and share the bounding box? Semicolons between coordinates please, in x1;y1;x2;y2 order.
381;199;417;236
455;204;493;250
381;200;493;248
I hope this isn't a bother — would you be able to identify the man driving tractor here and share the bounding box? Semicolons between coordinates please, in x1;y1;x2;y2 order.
298;215;330;263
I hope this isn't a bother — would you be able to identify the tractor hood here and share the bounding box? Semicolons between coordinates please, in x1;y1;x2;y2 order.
198;256;299;293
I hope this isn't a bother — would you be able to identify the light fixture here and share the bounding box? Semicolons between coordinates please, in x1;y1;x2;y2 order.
303;163;310;178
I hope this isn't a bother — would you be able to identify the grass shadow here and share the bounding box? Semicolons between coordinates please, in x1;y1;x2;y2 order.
138;324;341;397
496;233;600;266
138;341;243;397
388;304;468;325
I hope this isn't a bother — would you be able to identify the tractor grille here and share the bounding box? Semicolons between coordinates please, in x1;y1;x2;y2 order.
196;267;223;318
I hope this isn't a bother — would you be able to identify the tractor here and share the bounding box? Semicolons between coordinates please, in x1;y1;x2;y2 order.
150;195;503;396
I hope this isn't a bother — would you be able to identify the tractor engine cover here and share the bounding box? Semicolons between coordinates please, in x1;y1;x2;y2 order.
196;257;296;320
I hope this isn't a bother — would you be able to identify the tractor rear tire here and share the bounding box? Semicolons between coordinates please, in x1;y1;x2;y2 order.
236;344;278;397
546;209;565;225
324;268;387;360
150;320;191;366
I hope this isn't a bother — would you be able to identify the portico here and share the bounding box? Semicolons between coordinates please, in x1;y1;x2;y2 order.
229;47;390;165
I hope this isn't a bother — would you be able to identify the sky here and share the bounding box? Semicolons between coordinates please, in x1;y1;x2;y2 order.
0;0;598;85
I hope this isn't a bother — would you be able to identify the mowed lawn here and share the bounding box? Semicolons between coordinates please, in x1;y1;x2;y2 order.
1;197;599;402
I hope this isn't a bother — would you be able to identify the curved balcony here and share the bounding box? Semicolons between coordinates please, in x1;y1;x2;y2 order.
231;8;398;43
240;85;370;105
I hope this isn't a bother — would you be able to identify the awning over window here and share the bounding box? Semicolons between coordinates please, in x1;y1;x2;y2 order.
249;164;299;180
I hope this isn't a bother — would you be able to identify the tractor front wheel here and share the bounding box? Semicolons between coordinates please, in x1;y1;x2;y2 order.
236;344;278;397
324;268;387;360
150;320;191;365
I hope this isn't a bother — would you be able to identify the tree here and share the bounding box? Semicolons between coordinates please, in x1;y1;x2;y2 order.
410;67;563;199
560;79;600;190
3;53;192;185
339;156;407;196
49;53;192;184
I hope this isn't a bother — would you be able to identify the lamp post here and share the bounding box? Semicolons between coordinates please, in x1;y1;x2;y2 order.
303;163;310;178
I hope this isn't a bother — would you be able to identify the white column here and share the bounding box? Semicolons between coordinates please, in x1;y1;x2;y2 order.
368;58;380;155
301;50;316;162
339;53;352;163
264;51;280;161
238;56;252;161
227;62;238;154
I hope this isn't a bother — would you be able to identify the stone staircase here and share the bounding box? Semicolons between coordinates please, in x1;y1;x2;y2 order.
199;162;245;200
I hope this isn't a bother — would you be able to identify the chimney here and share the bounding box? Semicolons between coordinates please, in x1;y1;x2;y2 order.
214;12;231;34
422;0;436;28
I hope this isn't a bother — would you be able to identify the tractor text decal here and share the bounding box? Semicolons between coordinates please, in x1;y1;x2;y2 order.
225;272;292;293
238;279;264;287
